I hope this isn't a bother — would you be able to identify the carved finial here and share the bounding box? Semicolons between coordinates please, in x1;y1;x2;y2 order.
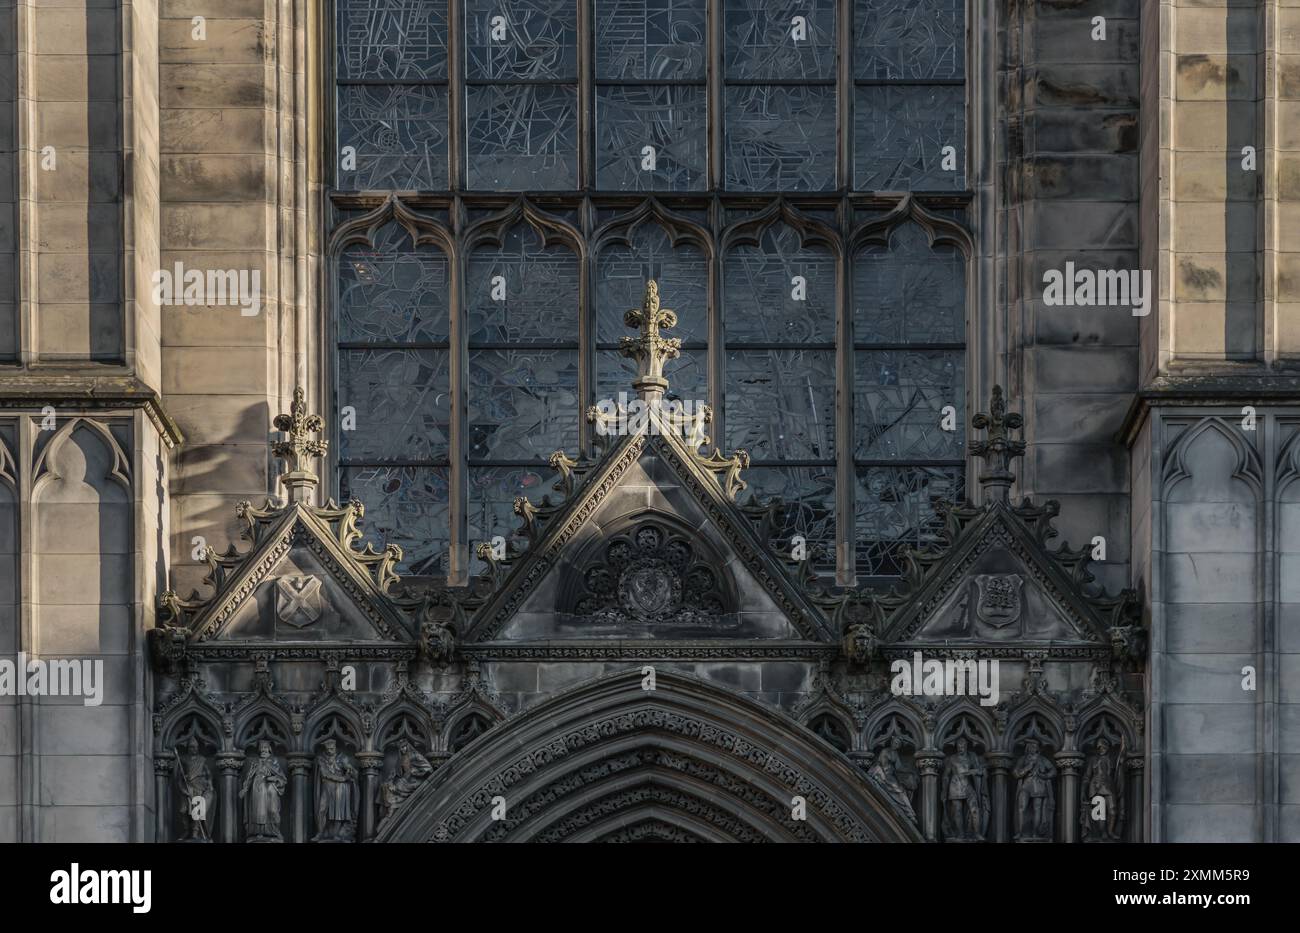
969;385;1024;502
272;386;327;504
620;280;682;401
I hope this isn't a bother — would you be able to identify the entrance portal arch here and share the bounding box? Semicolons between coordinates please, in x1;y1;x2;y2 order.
377;670;922;843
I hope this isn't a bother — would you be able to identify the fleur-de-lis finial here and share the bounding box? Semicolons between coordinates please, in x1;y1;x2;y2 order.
620;280;682;400
969;385;1024;502
272;387;327;503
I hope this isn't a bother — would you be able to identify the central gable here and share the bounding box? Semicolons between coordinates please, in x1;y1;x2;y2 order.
466;428;831;644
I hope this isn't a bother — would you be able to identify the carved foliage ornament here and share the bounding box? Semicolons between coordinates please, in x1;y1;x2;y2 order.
572;522;726;623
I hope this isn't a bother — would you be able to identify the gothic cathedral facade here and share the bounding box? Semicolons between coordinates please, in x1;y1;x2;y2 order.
0;0;1296;843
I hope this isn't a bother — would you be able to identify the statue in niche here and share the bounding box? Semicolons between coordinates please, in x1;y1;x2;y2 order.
1012;740;1057;842
941;737;989;842
313;739;359;843
240;740;287;842
174;738;215;842
1080;737;1126;842
866;735;918;822
378;742;434;824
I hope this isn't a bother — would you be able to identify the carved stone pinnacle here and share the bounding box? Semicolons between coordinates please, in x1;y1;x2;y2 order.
272;386;328;504
968;385;1024;502
619;279;682;401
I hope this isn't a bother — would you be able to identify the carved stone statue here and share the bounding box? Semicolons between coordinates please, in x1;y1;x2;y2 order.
174;738;215;842
378;742;434;824
312;739;358;842
941;738;989;842
1012;739;1057;842
240;740;287;842
866;736;918;822
1080;737;1125;841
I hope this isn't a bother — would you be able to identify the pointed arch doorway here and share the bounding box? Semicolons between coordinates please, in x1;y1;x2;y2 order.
377;670;922;843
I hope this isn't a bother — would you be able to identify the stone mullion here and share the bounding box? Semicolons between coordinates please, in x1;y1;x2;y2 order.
708;0;722;191
288;754;312;843
837;0;851;191
578;0;593;190
1055;752;1083;844
915;751;942;842
580;198;595;458
448;0;464;192
449;200;468;585
217;754;245;843
154;757;174;843
836;197;854;584
1126;756;1145;843
987;753;1011;844
708;198;724;454
358;753;384;842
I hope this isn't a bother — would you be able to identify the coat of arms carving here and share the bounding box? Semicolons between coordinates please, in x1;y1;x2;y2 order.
972;573;1023;630
276;575;323;628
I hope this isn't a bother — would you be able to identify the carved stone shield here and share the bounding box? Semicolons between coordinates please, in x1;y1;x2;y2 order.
973;573;1022;628
619;559;681;621
276;575;323;628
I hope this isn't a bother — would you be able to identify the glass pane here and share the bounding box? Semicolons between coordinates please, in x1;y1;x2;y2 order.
595;0;707;80
468;348;580;459
725;85;836;191
596;226;707;343
744;465;835;570
467;225;579;343
854;224;964;343
853;0;964;80
725;348;835;459
597;348;708;410
466;84;579;189
853;349;963;459
336;225;449;343
854;84;965;190
855;464;962;576
337;84;449;190
340;466;449;576
596;85;707;191
724;0;836;80
338;348;451;461
468;465;547;570
465;0;578;80
337;0;448;80
724;223;836;342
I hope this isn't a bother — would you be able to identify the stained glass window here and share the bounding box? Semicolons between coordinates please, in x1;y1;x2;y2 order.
724;220;836;566
336;224;452;575
331;1;974;583
596;0;707;190
336;0;449;189
466;0;579;188
853;223;966;577
853;0;965;189
469;222;580;570
724;0;837;190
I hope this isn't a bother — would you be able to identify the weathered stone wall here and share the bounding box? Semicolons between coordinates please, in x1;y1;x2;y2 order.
159;0;319;601
1133;2;1300;842
1001;0;1141;599
0;0;166;843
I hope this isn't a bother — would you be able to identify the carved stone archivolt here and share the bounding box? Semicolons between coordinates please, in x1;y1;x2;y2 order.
376;670;923;844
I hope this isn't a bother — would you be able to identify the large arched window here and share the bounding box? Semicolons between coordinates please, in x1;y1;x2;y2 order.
331;0;972;585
